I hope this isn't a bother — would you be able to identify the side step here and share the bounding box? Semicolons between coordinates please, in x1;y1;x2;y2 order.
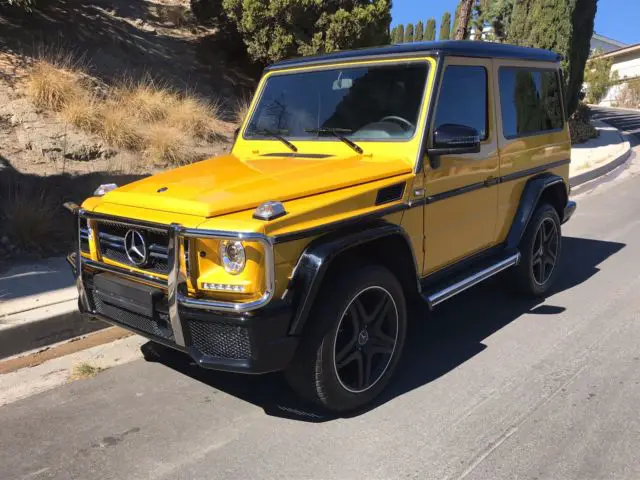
423;252;521;309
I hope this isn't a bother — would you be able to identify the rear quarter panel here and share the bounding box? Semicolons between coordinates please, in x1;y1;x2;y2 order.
492;59;571;243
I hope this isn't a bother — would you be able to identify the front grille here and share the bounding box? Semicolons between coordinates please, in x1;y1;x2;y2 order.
187;320;251;359
90;288;175;342
96;221;169;274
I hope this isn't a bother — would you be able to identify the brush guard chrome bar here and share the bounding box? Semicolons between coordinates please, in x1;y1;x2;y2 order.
63;202;275;347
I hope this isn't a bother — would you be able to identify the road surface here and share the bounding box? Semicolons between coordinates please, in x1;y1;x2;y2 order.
2;107;640;480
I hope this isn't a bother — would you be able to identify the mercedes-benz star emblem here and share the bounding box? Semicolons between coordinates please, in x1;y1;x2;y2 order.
124;230;148;267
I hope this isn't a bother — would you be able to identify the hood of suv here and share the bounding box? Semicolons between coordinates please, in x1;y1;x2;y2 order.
101;153;412;218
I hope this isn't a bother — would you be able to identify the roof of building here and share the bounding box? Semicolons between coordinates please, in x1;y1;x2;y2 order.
596;42;640;60
592;33;628;48
267;40;562;71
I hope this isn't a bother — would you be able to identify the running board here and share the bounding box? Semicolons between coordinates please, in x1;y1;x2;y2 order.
424;252;521;309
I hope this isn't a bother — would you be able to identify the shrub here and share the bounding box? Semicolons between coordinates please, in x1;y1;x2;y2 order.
584;50;617;104
569;102;598;145
614;79;640;109
222;0;392;64
190;0;223;24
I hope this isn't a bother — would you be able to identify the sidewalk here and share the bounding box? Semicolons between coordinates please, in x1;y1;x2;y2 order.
0;119;631;359
570;119;631;181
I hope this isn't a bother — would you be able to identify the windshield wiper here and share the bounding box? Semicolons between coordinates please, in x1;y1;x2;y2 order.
254;129;298;152
305;128;363;154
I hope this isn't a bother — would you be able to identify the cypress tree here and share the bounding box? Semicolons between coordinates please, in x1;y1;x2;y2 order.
439;11;451;40
396;24;405;44
507;0;597;116
452;2;461;38
390;25;398;43
415;20;424;41
405;23;415;42
425;18;436;41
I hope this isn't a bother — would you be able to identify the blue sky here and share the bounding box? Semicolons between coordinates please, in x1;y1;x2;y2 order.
391;0;639;46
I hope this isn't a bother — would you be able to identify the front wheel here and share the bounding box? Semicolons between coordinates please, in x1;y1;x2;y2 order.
285;265;407;412
510;203;562;297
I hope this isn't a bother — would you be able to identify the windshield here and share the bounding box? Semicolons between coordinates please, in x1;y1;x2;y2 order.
245;62;429;142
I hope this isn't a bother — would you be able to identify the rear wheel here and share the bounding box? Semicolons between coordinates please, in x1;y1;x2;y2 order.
286;265;407;412
510;203;562;296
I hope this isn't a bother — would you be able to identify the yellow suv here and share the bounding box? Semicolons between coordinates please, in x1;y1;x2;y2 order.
65;41;576;412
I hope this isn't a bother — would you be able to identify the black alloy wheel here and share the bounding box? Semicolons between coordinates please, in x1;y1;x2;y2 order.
285;264;407;412
509;203;562;297
333;286;399;393
532;217;559;285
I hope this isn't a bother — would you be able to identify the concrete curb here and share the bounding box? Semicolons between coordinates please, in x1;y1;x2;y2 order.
570;126;633;189
0;300;107;360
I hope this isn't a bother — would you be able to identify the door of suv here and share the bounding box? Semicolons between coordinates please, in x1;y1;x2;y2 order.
423;57;499;275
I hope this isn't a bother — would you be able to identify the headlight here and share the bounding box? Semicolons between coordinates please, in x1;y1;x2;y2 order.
219;240;246;275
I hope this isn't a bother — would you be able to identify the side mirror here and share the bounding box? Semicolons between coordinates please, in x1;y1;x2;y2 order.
426;123;481;169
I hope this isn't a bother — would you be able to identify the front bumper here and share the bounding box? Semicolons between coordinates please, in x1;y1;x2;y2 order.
64;203;297;374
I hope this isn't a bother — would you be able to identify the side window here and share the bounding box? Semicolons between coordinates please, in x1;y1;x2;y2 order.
499;67;564;139
433;65;488;140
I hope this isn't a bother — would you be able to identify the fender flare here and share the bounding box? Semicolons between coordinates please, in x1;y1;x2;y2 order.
506;173;568;249
284;221;418;336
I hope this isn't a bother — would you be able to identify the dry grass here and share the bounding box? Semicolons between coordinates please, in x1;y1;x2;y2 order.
0;181;65;253
26;60;85;111
70;362;103;380
115;80;176;122
24;56;229;168
99;100;146;150
143;123;194;165
233;96;252;126
166;96;222;139
59;93;102;131
157;4;189;26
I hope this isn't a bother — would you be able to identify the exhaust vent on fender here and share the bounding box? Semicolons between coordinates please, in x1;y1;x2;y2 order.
375;182;406;205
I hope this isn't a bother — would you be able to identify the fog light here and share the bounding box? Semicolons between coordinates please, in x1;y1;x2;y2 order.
202;283;246;292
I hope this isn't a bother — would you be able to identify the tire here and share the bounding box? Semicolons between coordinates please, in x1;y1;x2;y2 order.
510;203;562;297
285;264;407;412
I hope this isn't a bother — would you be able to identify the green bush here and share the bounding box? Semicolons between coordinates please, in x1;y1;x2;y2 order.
569;102;598;145
222;0;392;64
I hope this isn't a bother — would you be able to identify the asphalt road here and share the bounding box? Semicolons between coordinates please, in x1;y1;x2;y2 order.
2;108;640;480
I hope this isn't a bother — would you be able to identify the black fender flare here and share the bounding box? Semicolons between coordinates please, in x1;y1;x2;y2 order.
506;173;568;249
284;220;419;336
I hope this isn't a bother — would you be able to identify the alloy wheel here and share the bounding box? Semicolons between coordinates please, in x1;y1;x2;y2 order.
333;286;399;393
532;217;559;285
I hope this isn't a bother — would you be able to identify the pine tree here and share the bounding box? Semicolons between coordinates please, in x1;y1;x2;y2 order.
396;24;405;44
507;0;597;115
425;18;436;41
439;11;451;40
415;20;424;41
488;0;515;42
405;22;414;42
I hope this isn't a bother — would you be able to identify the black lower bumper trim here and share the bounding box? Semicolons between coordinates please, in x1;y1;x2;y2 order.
563;200;577;224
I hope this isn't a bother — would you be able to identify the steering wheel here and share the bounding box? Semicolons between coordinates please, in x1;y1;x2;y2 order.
379;115;414;130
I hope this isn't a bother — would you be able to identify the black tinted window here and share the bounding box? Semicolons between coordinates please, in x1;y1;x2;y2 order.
434;65;488;139
245;63;429;140
499;68;564;138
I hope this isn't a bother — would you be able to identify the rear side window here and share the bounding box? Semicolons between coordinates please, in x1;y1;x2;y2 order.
434;65;488;140
499;68;564;139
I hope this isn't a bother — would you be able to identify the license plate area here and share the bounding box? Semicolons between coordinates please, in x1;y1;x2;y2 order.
94;274;162;316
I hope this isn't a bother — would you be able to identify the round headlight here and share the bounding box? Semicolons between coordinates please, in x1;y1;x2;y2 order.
219;240;246;275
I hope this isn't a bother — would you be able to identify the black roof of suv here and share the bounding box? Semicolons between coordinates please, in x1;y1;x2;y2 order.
266;40;562;71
